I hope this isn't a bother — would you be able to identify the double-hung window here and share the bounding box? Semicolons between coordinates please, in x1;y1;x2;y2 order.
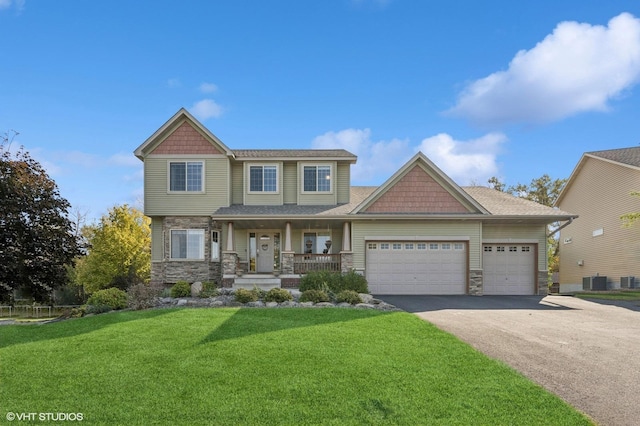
249;165;277;192
169;161;203;192
303;165;331;192
170;230;204;260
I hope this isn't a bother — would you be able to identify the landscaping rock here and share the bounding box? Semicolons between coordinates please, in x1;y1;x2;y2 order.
210;300;225;307
337;302;352;308
266;302;279;308
359;293;374;304
176;299;188;306
191;282;203;297
314;302;334;308
288;289;302;300
300;302;314;308
280;301;299;307
355;303;375;309
247;301;265;308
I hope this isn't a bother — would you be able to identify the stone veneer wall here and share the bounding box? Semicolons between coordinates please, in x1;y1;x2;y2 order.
340;252;353;273
469;270;483;295
150;216;222;286
537;271;549;296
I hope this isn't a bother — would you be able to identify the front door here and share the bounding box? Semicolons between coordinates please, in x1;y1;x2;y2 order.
257;234;274;273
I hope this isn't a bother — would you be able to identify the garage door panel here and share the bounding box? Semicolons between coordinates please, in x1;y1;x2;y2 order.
483;244;535;295
367;241;466;295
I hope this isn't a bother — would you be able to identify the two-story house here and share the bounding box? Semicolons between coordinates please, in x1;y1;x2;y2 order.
555;147;640;292
134;109;577;295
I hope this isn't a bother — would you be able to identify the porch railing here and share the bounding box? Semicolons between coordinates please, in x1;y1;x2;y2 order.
293;254;340;274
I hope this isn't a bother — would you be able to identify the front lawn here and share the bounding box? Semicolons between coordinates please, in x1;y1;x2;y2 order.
0;308;591;425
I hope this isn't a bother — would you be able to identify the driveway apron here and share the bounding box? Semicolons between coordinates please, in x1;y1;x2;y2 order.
378;295;640;426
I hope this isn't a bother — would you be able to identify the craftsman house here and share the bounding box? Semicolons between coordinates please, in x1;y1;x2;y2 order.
134;109;576;295
555;147;640;293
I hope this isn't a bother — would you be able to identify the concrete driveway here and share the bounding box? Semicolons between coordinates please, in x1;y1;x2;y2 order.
377;295;640;426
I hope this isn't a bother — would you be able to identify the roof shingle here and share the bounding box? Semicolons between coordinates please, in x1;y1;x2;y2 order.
233;149;356;159
461;186;575;216
587;147;640;168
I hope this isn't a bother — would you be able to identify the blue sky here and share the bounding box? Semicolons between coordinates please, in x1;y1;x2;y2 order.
2;1;640;222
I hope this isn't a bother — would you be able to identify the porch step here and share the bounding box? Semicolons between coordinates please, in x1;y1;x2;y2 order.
233;275;281;290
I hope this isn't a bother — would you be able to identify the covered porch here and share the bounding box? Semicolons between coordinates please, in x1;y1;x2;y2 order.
217;218;353;288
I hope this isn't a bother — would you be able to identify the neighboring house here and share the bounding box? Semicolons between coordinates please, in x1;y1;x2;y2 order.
555;147;640;293
134;109;576;295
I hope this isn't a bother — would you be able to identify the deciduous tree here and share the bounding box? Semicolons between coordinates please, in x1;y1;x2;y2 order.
0;132;80;302
620;191;640;227
75;205;151;293
487;174;568;275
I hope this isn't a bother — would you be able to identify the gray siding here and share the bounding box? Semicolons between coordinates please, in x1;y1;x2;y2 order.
558;157;640;287
337;163;351;204
283;162;297;204
151;217;164;261
144;156;229;216
231;163;243;204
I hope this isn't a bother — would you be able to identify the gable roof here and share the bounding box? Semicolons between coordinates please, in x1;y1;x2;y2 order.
134;108;234;160
555;146;640;206
352;152;489;215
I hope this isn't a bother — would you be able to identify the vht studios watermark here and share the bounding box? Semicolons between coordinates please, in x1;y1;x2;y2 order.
5;412;84;422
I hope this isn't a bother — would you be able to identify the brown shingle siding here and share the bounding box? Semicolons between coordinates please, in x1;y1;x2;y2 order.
364;166;470;213
152;122;222;155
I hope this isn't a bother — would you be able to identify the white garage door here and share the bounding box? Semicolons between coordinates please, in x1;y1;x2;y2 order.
483;244;535;295
366;242;467;295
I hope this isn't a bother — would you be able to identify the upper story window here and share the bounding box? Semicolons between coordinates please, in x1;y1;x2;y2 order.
169;161;203;192
303;165;331;192
249;165;277;192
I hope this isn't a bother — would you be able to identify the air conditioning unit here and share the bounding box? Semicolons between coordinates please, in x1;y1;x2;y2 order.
583;276;607;291
621;276;636;289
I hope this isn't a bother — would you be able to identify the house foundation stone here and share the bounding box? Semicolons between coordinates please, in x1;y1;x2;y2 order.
469;270;483;295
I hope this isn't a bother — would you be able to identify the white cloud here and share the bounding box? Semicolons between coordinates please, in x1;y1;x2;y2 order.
109;153;140;167
167;78;181;88
199;82;218;93
0;0;12;9
417;132;506;185
190;99;223;120
448;13;640;127
312;128;410;185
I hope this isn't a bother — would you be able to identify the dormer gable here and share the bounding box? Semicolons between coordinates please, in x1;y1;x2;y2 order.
353;152;488;214
134;108;233;160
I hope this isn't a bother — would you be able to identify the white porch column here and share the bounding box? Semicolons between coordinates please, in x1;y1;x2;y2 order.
342;221;351;252
285;222;292;252
226;222;234;251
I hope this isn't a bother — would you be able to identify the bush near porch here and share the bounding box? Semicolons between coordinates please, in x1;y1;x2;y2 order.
299;270;368;294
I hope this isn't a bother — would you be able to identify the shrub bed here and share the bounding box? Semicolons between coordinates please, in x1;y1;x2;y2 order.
86;288;128;311
299;270;369;294
170;281;191;298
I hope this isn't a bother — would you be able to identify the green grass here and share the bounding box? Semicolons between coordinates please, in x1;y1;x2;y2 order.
0;308;592;425
575;290;640;301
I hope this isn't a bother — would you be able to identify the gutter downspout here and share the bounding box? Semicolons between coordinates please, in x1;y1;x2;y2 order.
547;217;574;238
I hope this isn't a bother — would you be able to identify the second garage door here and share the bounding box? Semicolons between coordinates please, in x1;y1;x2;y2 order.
366;241;467;295
483;244;535;295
